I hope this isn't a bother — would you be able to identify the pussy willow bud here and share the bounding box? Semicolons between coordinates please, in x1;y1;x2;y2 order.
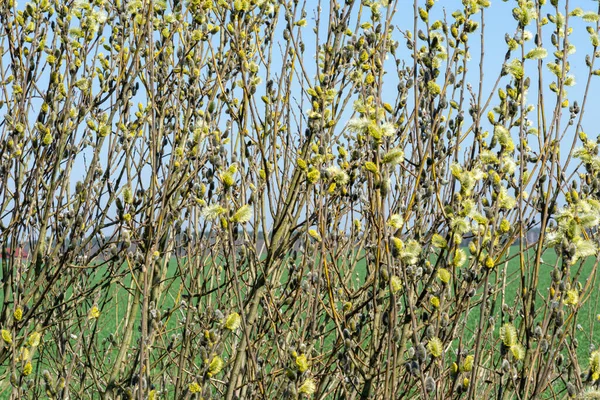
425;376;436;393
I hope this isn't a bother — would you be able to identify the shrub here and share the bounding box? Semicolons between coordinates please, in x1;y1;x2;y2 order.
0;0;599;398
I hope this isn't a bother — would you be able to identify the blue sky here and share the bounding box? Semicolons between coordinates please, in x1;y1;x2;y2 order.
2;0;599;231
6;0;599;162
281;0;600;155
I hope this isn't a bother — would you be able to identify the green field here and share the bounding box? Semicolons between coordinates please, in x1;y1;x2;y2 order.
89;246;600;365
0;247;598;398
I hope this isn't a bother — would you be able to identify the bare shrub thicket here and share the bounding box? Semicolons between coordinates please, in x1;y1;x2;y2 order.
1;0;600;398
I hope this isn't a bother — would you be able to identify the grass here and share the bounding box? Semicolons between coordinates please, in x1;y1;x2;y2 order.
71;249;600;351
489;247;599;360
0;247;597;398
